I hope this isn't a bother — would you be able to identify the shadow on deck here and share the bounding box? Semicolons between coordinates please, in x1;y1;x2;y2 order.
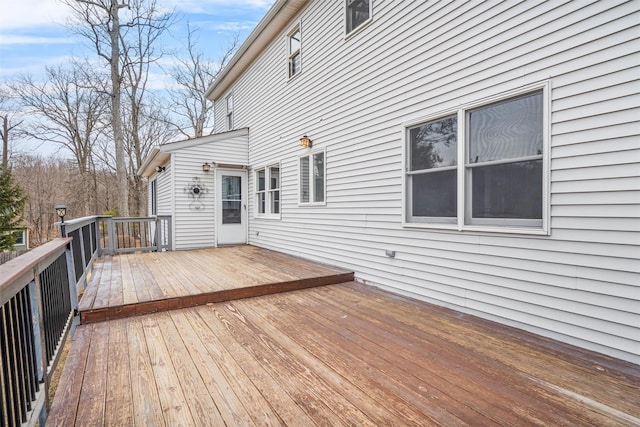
78;245;354;323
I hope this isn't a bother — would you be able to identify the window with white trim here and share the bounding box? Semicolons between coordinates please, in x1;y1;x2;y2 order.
256;165;280;217
299;150;325;204
226;95;234;130
288;25;301;78
346;0;371;34
406;89;546;231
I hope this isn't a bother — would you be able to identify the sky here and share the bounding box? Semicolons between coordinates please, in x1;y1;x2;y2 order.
0;0;275;155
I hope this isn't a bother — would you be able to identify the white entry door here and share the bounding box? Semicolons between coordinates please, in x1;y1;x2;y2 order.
216;169;247;246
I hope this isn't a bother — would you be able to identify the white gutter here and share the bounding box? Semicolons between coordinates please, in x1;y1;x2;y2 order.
205;0;308;101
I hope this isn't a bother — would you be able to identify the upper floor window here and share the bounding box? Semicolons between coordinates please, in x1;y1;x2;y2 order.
300;150;325;204
226;95;234;130
406;87;547;233
346;0;371;34
288;26;301;78
256;165;281;217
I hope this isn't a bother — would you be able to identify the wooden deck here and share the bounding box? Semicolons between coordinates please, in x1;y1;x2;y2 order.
78;245;353;323
50;282;639;426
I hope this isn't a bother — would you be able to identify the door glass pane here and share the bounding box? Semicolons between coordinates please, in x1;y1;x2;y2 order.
411;170;457;218
222;175;242;224
313;153;325;203
468;91;543;163
300;157;309;203
410;115;457;171
472;160;542;219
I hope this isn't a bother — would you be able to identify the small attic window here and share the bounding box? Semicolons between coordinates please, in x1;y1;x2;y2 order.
346;0;371;34
288;25;301;78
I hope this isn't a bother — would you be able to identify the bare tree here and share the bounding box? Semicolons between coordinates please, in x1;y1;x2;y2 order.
168;26;239;138
9;65;109;215
0;89;23;169
64;0;173;216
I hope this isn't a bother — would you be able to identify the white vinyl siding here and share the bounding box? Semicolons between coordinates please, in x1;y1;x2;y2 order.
213;1;639;363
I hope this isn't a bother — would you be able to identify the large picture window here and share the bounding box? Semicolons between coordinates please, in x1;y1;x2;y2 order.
255;165;280;217
406;88;546;232
346;0;371;34
300;151;325;204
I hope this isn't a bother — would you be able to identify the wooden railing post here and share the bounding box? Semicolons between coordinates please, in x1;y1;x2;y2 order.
65;243;79;336
154;216;161;251
107;217;116;256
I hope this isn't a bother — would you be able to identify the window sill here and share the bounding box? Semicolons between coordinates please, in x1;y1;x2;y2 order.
344;18;373;41
298;202;327;207
402;222;550;236
255;214;281;220
288;70;302;83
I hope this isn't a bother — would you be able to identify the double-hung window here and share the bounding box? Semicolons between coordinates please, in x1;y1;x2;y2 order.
346;0;371;34
256;165;280;217
299;150;325;204
226;95;234;130
406;87;547;233
288;25;301;78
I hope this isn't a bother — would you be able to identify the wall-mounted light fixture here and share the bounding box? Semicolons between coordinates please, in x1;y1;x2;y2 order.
202;162;211;172
155;166;166;173
300;135;312;148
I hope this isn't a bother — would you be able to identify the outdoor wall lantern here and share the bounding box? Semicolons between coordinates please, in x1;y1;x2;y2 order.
55;205;67;222
155;166;166;173
55;204;67;237
202;162;211;172
300;135;312;148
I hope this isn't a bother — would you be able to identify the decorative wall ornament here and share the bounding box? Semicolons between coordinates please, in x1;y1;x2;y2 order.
184;177;209;210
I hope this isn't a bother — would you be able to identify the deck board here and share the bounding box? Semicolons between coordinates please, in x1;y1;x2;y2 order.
50;282;640;426
79;246;353;323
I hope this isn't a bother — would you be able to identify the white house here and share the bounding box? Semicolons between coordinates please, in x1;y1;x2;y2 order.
140;0;640;364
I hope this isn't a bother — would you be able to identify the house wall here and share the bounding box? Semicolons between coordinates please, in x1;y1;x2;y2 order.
214;0;640;363
172;134;249;250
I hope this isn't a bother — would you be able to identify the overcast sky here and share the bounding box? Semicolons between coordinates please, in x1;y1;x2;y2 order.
0;0;274;85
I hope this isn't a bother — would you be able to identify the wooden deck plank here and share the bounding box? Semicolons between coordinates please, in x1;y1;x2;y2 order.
184;308;316;426
169;311;252;426
77;258;103;311
54;277;640;426
213;302;373;426
107;255;123;307
157;312;224;426
119;254;138;305
319;284;640;424
91;255;113;310
47;324;94;427
74;322;109;426
141;315;195;426
126;317;166;427
104;318;133;427
299;288;566;425
325;283;640;420
232;297;418;425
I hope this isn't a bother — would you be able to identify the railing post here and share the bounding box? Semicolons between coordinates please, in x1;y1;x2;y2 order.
65;243;79;336
155;216;161;252
107;217;116;256
32;268;50;414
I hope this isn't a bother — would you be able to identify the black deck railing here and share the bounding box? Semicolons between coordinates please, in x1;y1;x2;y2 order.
0;239;77;426
0;214;172;426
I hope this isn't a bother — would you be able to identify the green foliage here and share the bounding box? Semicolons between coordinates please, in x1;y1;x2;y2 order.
0;168;27;251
